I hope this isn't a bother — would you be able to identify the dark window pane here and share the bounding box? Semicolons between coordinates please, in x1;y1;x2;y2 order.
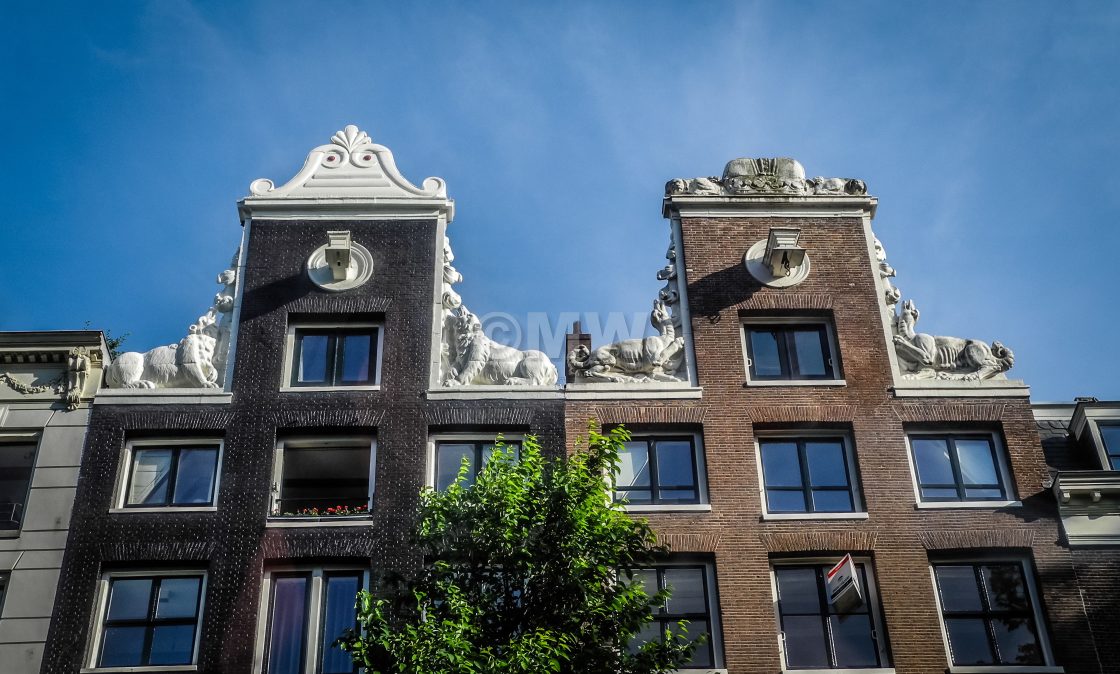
658;488;698;502
99;625;146;667
268;576;309;674
776;568;821;614
155;577;201;619
992;618;1043;665
955;439;998;486
964;487;1004;500
792;329;827;377
436;443;474;490
321;575;361;674
655;441;695;488
148;624;196;665
981;565;1028;612
749;329;783;377
761;441;802;488
339;334;371;383
912;438;954;486
782;615;829;668
662;568;706;614
767;489;807;513
1110;456;1120;471
936;566;983;612
811;489;853;513
618;442;651;489
628;622;659;654
173;448;218;505
631;569;659;600
1100;425;1120;459
129;449;172;505
945;617;996;665
0;444;34;529
671;619;712;668
106;578;153;621
298;334;329;383
805;441;848;487
280;446;370;511
829;613;879;667
922;486;959;500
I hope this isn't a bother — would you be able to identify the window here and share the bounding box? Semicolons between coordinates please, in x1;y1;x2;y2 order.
758;435;861;515
258;567;366;674
0;572;8;617
743;319;839;382
908;432;1014;504
285;323;381;389
89;571;206;669
120;441;221;509
616;436;706;506
772;561;890;670
932;560;1052;667
1100;424;1120;470
0;443;36;531
433;438;521;491
271;438;375;518
629;563;723;669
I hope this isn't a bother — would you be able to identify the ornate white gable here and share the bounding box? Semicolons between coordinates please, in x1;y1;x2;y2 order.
239;125;454;221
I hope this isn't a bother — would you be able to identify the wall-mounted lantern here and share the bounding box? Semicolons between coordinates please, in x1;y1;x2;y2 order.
744;226;811;288
325;230;353;281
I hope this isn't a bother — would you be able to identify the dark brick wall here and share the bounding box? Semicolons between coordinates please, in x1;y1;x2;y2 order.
569;213;1102;673
43;218;564;673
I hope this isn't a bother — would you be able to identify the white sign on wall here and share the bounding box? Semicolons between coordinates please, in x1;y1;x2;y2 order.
826;553;864;613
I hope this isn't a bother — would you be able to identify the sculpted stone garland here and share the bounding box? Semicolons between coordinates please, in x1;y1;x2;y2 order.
1;346;94;410
666;157;867;197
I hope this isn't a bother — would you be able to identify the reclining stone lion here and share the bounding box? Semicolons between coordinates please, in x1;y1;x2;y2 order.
443;308;558;386
104;313;221;389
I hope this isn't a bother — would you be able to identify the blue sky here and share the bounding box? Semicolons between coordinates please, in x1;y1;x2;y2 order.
1;1;1117;401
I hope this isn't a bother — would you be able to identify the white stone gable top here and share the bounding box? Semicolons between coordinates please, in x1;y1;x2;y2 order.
239;125;454;222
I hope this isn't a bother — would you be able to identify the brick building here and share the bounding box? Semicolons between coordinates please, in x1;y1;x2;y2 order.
37;127;1114;673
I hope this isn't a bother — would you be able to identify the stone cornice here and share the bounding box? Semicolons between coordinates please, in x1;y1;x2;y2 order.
663;194;877;219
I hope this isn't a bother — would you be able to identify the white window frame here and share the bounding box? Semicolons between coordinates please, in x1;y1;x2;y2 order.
268;436;377;528
754;431;867;521
280;320;384;392
632;557;725;671
111;438;225;513
252;565;370;674
927;554;1062;674
740;316;846;387
904;430;1020;509
82;569;208;674
768;556;894;674
0;432;41;537
426;432;524;489
617;432;711;514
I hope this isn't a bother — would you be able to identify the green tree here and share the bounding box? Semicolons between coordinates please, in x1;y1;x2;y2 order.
337;425;700;674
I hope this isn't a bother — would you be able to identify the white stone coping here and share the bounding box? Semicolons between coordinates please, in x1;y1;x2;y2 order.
762;512;870;521
81;667;198;673
891;378;1030;398
664;194;877;219
94;389;233;405
265;516;372;528
108;507;218;514
783;669;894;674
426;386;565;400
238;197;453;222
744;379;847;388
625;504;712;514
948;668;1062;674
565;384;703;400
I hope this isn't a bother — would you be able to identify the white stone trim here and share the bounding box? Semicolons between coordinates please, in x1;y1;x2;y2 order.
93;390;233;406
564;384;703;400
753;430;866;518
914;500;1022;510
745;380;847;388
670;216;700;388
891;381;1030;398
927;555;1059;671
220;223;249;391
626;504;713;514
664;195;877;220
426;386;564;401
111;438;224;511
84;569;208;671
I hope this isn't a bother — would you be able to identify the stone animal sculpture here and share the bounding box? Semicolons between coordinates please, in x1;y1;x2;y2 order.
893;300;1014;381
873;237;901;306
443;308;558;386
567;300;685;383
104;311;221;389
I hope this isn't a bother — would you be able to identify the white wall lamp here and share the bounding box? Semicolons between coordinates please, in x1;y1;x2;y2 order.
306;229;374;292
744;226;811;288
324;230;353;281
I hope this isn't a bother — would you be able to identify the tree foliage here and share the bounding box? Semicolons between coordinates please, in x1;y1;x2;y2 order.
337;425;699;674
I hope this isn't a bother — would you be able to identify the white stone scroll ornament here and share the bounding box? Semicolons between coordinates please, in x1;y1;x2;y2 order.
567;242;687;384
438;236;558;386
874;235;1015;381
248;125;447;200
104;250;240;389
